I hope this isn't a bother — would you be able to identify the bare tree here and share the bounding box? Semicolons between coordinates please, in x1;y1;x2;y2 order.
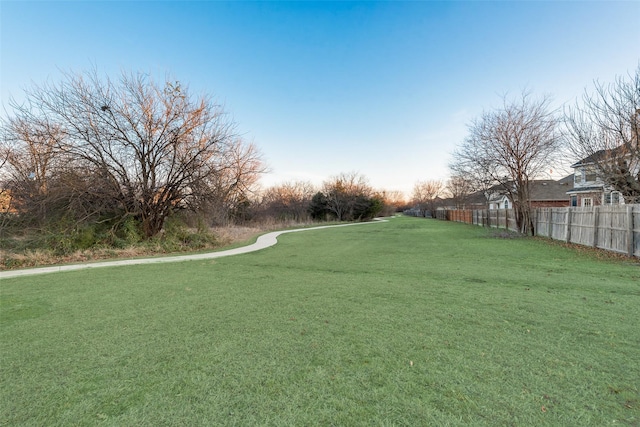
193;138;266;225
451;92;561;234
564;65;640;203
449;132;501;207
259;180;316;222
0;116;79;225
316;172;380;221
445;175;474;209
2;70;265;237
411;180;444;217
375;189;406;216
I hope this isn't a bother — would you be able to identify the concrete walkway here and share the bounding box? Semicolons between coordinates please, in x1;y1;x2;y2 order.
0;219;388;279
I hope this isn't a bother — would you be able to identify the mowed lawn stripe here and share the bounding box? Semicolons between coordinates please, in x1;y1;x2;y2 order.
1;216;638;426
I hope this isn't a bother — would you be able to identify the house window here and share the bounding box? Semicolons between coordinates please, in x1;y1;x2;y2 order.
570;195;578;207
582;197;593;208
574;171;582;184
504;199;509;209
606;191;621;205
604;192;621;205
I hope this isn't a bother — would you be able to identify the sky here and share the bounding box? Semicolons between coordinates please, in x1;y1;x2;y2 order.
1;1;639;198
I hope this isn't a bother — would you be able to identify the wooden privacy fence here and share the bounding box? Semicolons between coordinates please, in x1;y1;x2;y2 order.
434;205;640;258
434;208;519;232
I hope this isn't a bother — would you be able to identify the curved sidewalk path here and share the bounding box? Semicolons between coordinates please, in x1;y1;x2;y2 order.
0;219;388;279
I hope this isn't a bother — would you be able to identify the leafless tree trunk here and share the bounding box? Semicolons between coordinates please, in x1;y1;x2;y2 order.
564;65;640;203
451;92;561;235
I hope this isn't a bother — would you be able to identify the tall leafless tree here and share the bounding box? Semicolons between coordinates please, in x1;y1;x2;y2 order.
445;175;474;209
1;70;265;237
564;65;640;203
451;92;561;234
411;180;444;217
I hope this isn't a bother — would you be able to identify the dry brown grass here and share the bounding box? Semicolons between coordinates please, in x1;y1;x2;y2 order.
1;224;273;270
211;225;263;246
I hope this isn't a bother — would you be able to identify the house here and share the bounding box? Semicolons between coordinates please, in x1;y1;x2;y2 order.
487;193;510;210
439;190;488;210
436;177;574;211
485;177;573;209
566;151;625;207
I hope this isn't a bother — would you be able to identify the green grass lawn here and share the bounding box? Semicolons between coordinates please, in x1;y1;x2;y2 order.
1;216;639;426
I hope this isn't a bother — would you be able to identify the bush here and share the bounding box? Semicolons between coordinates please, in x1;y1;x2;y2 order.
146;215;217;253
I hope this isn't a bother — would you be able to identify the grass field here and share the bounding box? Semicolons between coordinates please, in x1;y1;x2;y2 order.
1;216;639;426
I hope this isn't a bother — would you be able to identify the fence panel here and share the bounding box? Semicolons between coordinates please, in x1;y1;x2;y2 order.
595;206;629;254
479;209;487;227
569;208;595;247
535;208;551;238
538;208;569;240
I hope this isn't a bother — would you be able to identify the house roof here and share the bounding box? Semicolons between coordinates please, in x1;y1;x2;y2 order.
487;177;573;202
570;145;633;168
571;150;610;168
464;189;489;205
529;177;573;201
449;175;574;205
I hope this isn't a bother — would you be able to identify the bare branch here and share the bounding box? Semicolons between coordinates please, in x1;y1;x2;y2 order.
450;91;561;234
564;65;640;203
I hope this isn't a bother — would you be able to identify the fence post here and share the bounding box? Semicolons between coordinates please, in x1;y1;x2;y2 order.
627;205;634;257
565;207;572;243
592;206;600;248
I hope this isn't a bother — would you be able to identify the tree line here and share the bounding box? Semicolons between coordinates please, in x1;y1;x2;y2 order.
0;71;401;251
412;65;639;235
2;65;636;247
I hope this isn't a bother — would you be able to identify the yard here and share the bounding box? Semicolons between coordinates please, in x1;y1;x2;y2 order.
1;216;638;425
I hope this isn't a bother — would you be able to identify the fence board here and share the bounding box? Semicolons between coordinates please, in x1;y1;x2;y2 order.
633;208;640;257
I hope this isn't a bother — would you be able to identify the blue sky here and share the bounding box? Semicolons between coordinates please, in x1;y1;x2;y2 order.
1;1;639;197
